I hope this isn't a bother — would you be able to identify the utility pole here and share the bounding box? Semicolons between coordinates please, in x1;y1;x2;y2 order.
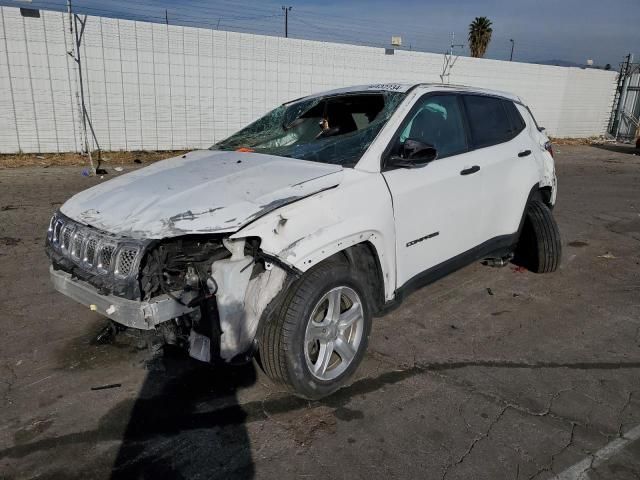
509;39;514;61
282;6;291;38
165;9;168;25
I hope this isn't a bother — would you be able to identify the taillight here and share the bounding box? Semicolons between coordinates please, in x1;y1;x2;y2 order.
544;141;553;158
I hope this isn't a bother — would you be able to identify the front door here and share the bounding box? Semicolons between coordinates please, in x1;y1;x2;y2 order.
382;94;485;288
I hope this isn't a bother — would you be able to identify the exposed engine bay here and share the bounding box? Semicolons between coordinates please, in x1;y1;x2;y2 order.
138;236;290;363
46;212;291;364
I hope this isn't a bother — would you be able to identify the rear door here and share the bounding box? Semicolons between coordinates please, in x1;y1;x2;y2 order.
382;93;486;287
460;95;540;240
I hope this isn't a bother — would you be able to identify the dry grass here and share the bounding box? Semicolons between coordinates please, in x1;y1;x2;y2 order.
549;136;609;145
0;150;188;169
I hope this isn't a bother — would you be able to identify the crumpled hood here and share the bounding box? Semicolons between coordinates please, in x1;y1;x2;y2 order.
60;150;344;239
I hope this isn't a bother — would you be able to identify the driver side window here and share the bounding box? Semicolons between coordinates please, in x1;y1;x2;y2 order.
398;94;467;159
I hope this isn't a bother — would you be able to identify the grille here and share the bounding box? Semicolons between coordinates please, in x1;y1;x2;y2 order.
116;248;138;276
48;213;142;279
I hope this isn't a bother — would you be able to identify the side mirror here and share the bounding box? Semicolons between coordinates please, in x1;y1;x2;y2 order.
537;126;546;133
388;139;438;168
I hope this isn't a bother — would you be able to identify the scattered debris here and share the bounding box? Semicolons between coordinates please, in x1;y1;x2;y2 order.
134;158;142;164
511;266;527;273
486;287;494;296
90;383;121;391
92;322;123;345
568;240;589;247
0;236;21;246
450;324;458;330
1;205;18;211
598;252;616;259
114;166;124;172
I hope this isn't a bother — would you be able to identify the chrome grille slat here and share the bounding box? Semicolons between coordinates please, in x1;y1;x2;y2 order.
115;247;138;276
53;219;63;244
61;225;74;251
84;237;98;266
71;232;85;259
97;243;116;272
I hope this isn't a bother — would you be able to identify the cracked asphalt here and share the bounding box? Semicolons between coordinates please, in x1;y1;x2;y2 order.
1;144;640;479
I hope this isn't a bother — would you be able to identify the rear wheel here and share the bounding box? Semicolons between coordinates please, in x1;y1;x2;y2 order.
514;199;562;273
259;260;372;399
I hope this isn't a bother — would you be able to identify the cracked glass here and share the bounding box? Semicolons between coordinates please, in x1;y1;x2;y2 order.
211;91;406;166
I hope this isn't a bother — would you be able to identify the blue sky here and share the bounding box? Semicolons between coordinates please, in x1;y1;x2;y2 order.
2;0;638;66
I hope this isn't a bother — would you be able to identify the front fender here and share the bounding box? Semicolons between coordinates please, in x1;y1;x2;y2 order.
231;169;397;301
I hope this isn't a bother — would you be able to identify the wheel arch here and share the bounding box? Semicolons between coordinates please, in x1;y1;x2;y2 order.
261;230;395;306
338;241;387;316
536;185;554;209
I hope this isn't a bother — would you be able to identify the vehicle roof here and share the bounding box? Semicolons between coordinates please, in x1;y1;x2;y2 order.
292;83;524;105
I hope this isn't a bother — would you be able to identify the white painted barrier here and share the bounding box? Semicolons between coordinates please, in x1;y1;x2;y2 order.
0;6;617;153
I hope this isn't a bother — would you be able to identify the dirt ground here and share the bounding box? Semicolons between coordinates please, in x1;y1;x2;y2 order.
0;150;186;169
1;144;640;479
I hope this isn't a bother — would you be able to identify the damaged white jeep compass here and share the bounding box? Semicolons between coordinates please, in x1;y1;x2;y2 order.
46;83;561;399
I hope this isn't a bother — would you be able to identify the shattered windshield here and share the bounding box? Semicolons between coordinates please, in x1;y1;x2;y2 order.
211;91;406;166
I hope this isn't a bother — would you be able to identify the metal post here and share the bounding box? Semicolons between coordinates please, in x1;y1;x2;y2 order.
509;39;514;61
615;54;633;140
282;6;291;38
67;0;95;174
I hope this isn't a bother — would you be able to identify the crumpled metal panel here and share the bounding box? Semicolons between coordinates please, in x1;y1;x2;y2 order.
60;150;344;240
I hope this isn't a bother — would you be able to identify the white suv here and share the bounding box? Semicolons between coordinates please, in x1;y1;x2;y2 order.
46;83;561;399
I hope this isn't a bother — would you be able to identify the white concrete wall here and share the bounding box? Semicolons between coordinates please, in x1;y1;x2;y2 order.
0;6;617;153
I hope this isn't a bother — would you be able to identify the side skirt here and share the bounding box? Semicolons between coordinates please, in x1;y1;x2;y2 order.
378;233;518;315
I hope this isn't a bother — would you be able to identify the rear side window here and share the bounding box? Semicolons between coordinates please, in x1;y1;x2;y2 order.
463;95;516;148
503;101;526;134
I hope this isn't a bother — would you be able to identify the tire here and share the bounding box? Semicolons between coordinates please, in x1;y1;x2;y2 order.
258;259;372;400
515;199;562;273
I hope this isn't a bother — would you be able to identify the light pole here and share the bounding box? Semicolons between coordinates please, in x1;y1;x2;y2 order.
509;39;515;61
282;6;292;38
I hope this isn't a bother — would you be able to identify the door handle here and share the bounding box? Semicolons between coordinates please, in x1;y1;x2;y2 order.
460;165;480;175
518;149;532;157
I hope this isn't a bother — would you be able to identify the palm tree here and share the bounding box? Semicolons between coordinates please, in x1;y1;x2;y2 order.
468;17;493;58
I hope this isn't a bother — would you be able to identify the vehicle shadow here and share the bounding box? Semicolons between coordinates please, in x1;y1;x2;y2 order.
110;346;256;480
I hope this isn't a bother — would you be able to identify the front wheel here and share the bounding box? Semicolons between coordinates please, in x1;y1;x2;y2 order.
258;260;372;400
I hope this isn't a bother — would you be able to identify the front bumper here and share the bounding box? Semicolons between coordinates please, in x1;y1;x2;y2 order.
50;266;195;330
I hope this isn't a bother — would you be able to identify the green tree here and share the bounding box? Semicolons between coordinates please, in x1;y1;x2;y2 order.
468;17;493;58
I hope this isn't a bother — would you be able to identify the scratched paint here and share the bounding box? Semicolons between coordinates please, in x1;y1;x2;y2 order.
60;150;344;239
